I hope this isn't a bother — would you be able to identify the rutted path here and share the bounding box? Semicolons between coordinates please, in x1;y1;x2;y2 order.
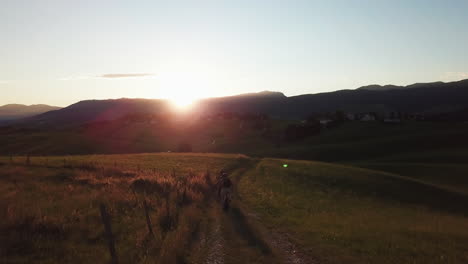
263;228;311;264
205;214;225;264
231;204;314;264
199;159;313;264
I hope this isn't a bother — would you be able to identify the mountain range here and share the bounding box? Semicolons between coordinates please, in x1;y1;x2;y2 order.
4;79;468;126
0;104;61;121
357;81;446;91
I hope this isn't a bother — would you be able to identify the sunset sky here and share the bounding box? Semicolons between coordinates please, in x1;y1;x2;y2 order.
1;0;468;106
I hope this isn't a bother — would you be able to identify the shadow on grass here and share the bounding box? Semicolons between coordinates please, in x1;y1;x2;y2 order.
307;171;468;217
228;206;271;255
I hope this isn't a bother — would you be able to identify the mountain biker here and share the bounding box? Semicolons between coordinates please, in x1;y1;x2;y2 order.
217;170;232;211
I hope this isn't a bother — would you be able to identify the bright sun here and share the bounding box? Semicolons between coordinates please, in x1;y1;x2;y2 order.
171;95;197;108
157;71;212;109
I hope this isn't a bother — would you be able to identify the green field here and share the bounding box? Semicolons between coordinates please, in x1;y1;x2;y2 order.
238;159;468;263
4;120;468;164
1;152;468;263
249;121;468;162
350;162;468;194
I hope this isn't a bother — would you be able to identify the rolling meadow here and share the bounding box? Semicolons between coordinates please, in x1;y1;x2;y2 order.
1;150;468;263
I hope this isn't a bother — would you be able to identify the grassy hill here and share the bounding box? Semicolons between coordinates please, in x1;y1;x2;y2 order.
3;118;468;164
350;162;468;194
249;121;468;162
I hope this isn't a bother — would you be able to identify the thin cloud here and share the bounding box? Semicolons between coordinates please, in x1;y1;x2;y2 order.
59;73;156;81
98;73;156;79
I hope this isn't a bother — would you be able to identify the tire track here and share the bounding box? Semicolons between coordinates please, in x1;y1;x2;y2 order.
230;159;314;264
205;212;225;264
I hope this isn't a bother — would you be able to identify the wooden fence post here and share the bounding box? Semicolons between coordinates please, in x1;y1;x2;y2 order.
143;199;154;237
99;204;118;264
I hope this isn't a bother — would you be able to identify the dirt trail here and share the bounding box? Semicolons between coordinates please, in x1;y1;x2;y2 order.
230;204;314;264
263;229;311;264
235;160;313;264
204;215;225;264
193;158;313;264
199;161;314;264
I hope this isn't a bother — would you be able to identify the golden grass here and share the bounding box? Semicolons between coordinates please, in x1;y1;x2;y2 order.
0;153;241;263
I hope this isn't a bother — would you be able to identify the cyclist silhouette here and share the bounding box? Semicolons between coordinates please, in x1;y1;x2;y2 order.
217;170;232;211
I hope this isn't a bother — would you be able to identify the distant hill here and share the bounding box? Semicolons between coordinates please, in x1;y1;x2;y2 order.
25;99;171;126
283;79;468;117
197;78;468;119
196;91;287;116
21;92;287;126
12;79;468;126
2;81;468;156
357;81;445;91
0;104;61;121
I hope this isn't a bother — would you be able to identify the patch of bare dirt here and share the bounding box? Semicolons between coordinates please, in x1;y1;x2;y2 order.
205;220;225;264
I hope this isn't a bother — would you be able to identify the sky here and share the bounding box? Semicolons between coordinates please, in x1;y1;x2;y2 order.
1;0;468;106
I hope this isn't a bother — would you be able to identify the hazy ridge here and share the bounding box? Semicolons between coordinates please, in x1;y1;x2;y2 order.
10;78;468;126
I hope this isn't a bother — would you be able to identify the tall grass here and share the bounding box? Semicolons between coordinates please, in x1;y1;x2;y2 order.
0;153;238;263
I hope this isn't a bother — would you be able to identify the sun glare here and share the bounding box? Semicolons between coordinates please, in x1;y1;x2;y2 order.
171;95;197;109
157;71;213;109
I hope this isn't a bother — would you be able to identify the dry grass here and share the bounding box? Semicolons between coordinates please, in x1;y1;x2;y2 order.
0;153;240;263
